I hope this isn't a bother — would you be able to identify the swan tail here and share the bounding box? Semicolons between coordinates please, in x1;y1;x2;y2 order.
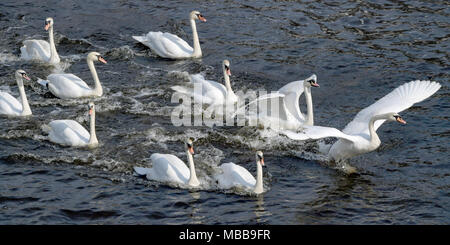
171;85;193;94
36;78;49;88
133;166;151;176
132;35;146;43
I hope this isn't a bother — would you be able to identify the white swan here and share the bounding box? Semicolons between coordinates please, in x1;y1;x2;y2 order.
132;10;206;59
237;74;319;131
47;102;98;148
171;60;238;106
37;52;107;99
134;139;200;187
0;70;32;116
215;151;265;194
284;80;441;165
20;17;60;64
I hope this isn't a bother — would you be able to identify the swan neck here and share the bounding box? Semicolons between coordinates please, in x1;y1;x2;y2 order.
88;110;98;146
48;26;59;63
190;19;202;58
304;86;314;126
254;161;264;194
187;150;199;186
368;115;382;145
223;70;233;92
87;58;103;96
17;77;31;116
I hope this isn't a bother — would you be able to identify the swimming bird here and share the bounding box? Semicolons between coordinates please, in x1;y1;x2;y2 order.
37;52;107;99
215;151;265;194
46;102;99;148
20;17;60;64
0;70;32;116
171;60;238;107
132;10;206;59
134;139;200;187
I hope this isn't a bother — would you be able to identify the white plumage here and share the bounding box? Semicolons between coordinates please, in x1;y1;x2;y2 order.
132;11;206;59
285;80;441;163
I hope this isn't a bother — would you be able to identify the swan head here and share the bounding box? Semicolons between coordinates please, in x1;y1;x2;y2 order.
389;113;407;124
304;74;319;88
190;11;206;22
255;151;264;166
185;139;194;154
88;102;95;115
223;60;231;76
87;52;107;64
15;69;30;81
44;17;54;31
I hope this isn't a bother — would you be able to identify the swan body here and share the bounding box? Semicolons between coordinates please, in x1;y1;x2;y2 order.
37;52;106;99
20;17;60;64
47;102;98;148
171;60;238;106
0;70;32;116
132;11;206;59
239;74;318;131
286;80;441;163
215;151;265;194
134;139;200;187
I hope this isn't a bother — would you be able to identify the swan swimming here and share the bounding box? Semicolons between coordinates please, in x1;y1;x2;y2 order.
20;17;60;64
132;10;206;59
215;151;265;194
134;139;200;187
237;74;319;131
46;102;99;148
171;60;238;107
0;70;32;116
37;52;107;99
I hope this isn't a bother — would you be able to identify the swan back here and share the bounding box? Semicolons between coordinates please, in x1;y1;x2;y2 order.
148;153;190;184
216;162;256;190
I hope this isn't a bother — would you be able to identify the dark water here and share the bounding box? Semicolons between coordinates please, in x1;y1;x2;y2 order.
0;0;448;224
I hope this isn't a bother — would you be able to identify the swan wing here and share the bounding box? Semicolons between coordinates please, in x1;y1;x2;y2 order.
48;120;90;146
21;40;51;61
278;80;306;121
47;74;92;98
133;32;193;59
191;74;226;104
149;153;190;184
282;125;360;143
216;163;256;189
0;92;22;115
343;80;441;135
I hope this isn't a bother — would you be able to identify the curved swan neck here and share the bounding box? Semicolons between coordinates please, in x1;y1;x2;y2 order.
190;19;202;58
87;58;103;96
88;110;98;146
254;161;264;194
304;85;314;126
368;114;387;145
48;25;60;63
186;150;199;186
16;77;31;116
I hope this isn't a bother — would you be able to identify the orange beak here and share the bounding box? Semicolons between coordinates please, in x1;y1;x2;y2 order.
396;117;406;124
199;16;206;22
311;82;320;87
45;23;50;31
226;68;231;76
22;74;31;81
98;57;107;64
188;146;194;155
260;158;264;166
89;109;93;115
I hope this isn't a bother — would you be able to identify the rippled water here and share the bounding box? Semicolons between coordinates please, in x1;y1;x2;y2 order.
0;0;448;224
